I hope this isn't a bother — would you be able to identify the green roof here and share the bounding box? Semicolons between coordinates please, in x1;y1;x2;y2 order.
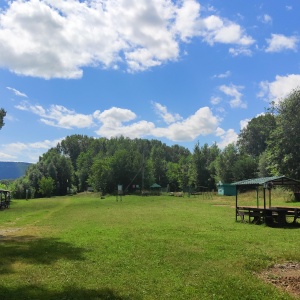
232;175;300;186
150;183;161;188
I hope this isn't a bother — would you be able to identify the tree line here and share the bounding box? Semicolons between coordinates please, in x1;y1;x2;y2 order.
2;88;300;198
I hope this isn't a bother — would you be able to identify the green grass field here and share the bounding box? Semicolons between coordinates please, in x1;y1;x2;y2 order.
0;192;299;299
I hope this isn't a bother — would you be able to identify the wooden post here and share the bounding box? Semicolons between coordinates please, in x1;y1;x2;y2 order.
235;185;238;221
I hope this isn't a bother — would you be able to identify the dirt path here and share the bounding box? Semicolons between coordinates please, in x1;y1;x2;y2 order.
259;262;300;298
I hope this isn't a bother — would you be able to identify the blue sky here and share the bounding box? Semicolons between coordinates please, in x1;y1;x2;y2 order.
0;0;300;163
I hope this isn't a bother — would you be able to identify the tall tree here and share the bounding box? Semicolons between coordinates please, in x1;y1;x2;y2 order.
237;114;276;157
58;135;94;169
38;177;55;197
232;156;258;181
215;143;239;183
150;145;167;186
267;88;300;179
0;108;6;130
193;143;220;190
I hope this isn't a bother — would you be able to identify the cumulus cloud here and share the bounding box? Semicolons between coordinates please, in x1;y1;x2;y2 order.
201;15;254;46
15;100;219;143
217;128;238;148
240;118;250;130
0;0;254;78
219;84;247;108
0;138;63;162
15;101;95;128
265;34;298;52
152;102;183;124
94;106;218;142
152;107;219;141
258;74;300;104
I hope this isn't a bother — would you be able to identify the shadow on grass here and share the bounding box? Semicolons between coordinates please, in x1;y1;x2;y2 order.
0;285;138;300
0;236;85;273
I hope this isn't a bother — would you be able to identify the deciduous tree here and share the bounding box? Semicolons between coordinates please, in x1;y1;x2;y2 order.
0;108;6;130
267;88;300;179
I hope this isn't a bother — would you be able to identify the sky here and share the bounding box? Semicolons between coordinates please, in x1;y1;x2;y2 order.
0;0;300;163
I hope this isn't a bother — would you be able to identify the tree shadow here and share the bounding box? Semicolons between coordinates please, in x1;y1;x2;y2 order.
0;237;142;299
0;285;140;300
0;235;85;274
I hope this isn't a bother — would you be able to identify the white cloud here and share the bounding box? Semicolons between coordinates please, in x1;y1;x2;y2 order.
15;101;95;128
152;102;182;124
15;100;219;144
217;128;238;148
94;107;137;128
258;74;300;104
286;6;292;11
265;34;298;52
240;118;250;130
0;0;254;78
201;15;255;46
174;0;201;42
213;70;231;79
0;138;63;162
210;96;221;105
6;87;28;98
229;47;252;56
219;84;247;108
95;105;218;142
215;127;225;137
258;14;272;24
152;107;219;142
96;120;156;139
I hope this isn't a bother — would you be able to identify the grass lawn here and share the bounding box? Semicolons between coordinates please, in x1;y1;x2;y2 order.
0;192;299;299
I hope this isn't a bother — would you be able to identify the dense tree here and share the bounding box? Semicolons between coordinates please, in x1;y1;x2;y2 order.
166;162;180;191
266;88;300;179
237;114;276;157
258;151;272;177
193;143;220;190
88;156;113;193
38;177;55;197
177;155;193;190
232;156;258;181
11;177;35;199
214;143;239;183
150;145;168;186
0;108;6;130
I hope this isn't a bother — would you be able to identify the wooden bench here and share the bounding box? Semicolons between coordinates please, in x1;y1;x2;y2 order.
236;207;264;224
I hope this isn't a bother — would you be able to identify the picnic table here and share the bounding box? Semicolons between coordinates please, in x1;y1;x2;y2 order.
236;206;299;226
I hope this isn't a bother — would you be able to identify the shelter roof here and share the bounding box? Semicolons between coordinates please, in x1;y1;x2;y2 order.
232;175;300;187
150;183;161;188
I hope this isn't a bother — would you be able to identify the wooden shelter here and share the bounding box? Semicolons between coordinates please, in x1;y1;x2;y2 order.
232;176;300;226
150;183;161;195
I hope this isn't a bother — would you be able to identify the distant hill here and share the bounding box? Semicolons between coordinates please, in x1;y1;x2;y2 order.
0;162;32;180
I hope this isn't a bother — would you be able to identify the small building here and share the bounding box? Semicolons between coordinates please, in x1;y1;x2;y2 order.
217;182;236;196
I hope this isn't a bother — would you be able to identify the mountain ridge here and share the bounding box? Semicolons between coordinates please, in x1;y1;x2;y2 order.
0;161;32;180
